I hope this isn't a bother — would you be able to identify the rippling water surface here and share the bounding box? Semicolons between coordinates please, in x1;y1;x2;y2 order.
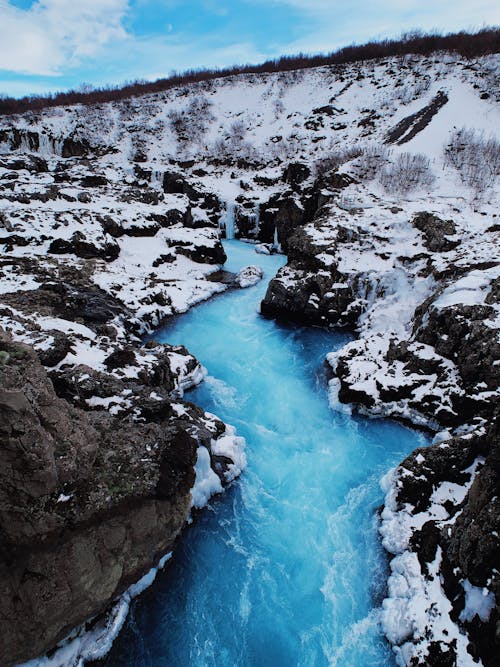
101;240;426;667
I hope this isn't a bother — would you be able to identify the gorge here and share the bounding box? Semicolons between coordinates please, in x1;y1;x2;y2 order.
0;38;498;667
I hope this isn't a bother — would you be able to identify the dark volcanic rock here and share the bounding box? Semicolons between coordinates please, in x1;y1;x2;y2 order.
48;231;120;261
386;90;448;144
176;241;226;265
162;172;201;200
61;137;91;158
81;174;108;187
261;225;358;328
0;333;216;666
393;421;500;667
1;282;131;329
283;162;311;187
37;330;73;367
412;211;460;252
414;298;500;395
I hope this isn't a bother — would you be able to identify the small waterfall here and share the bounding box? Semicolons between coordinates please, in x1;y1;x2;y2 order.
272;225;282;252
38;133;62;157
252;203;260;236
220;203;235;240
151;170;164;188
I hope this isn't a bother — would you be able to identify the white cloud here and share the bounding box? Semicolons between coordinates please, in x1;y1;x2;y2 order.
253;0;500;57
0;0;129;75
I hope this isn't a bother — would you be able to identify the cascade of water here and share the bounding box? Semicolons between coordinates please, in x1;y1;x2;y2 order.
220;203;236;239
38;133;61;157
273;224;281;251
151;170;164;188
253;202;260;236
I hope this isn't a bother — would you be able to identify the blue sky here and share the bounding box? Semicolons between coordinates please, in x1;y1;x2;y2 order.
1;0;499;97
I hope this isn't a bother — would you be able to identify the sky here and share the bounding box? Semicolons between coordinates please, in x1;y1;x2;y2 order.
0;0;499;98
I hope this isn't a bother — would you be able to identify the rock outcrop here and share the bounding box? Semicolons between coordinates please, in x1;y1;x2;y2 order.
0;331;242;666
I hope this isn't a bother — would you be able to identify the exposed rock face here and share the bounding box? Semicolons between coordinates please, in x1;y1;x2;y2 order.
385;90;449;144
0;332;239;666
261;222;358;327
382;420;499;667
48;231;120;261
412;211;460;252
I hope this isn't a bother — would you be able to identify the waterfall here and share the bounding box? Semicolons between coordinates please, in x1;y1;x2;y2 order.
253;203;260;236
151;170;164;188
38;133;62;157
220;203;235;240
273;225;281;252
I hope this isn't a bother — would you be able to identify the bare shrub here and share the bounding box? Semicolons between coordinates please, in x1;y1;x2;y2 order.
1;28;498;117
444;127;500;194
314;146;363;177
351;144;391;180
380;152;435;193
167;95;214;150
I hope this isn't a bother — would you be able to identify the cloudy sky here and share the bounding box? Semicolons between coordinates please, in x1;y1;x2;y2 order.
1;0;499;97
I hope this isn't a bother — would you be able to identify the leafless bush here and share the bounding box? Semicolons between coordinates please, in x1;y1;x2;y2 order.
273;98;285;118
208;119;259;161
444;127;500;194
167;95;214;150
355;144;391;179
396;76;431;104
1;28;498;117
314;146;363;177
380;152;435;193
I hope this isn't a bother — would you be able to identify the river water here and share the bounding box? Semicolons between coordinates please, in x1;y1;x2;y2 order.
100;240;426;667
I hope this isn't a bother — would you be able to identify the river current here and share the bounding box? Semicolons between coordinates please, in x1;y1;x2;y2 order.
100;240;426;667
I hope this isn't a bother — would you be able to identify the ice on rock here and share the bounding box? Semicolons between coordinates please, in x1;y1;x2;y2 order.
190;446;223;509
235;265;263;288
460;579;496;623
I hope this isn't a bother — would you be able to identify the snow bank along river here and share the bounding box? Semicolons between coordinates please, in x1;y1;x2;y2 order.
99;240;427;667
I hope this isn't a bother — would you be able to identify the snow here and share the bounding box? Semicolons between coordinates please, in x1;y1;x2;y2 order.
460;580;496;623
379;454;487;666
190;445;223;509
234;265;263;288
210;423;247;483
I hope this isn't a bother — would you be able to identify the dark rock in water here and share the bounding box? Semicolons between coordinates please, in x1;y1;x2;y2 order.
261;226;358;327
412;211;460;252
49;231;120;261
